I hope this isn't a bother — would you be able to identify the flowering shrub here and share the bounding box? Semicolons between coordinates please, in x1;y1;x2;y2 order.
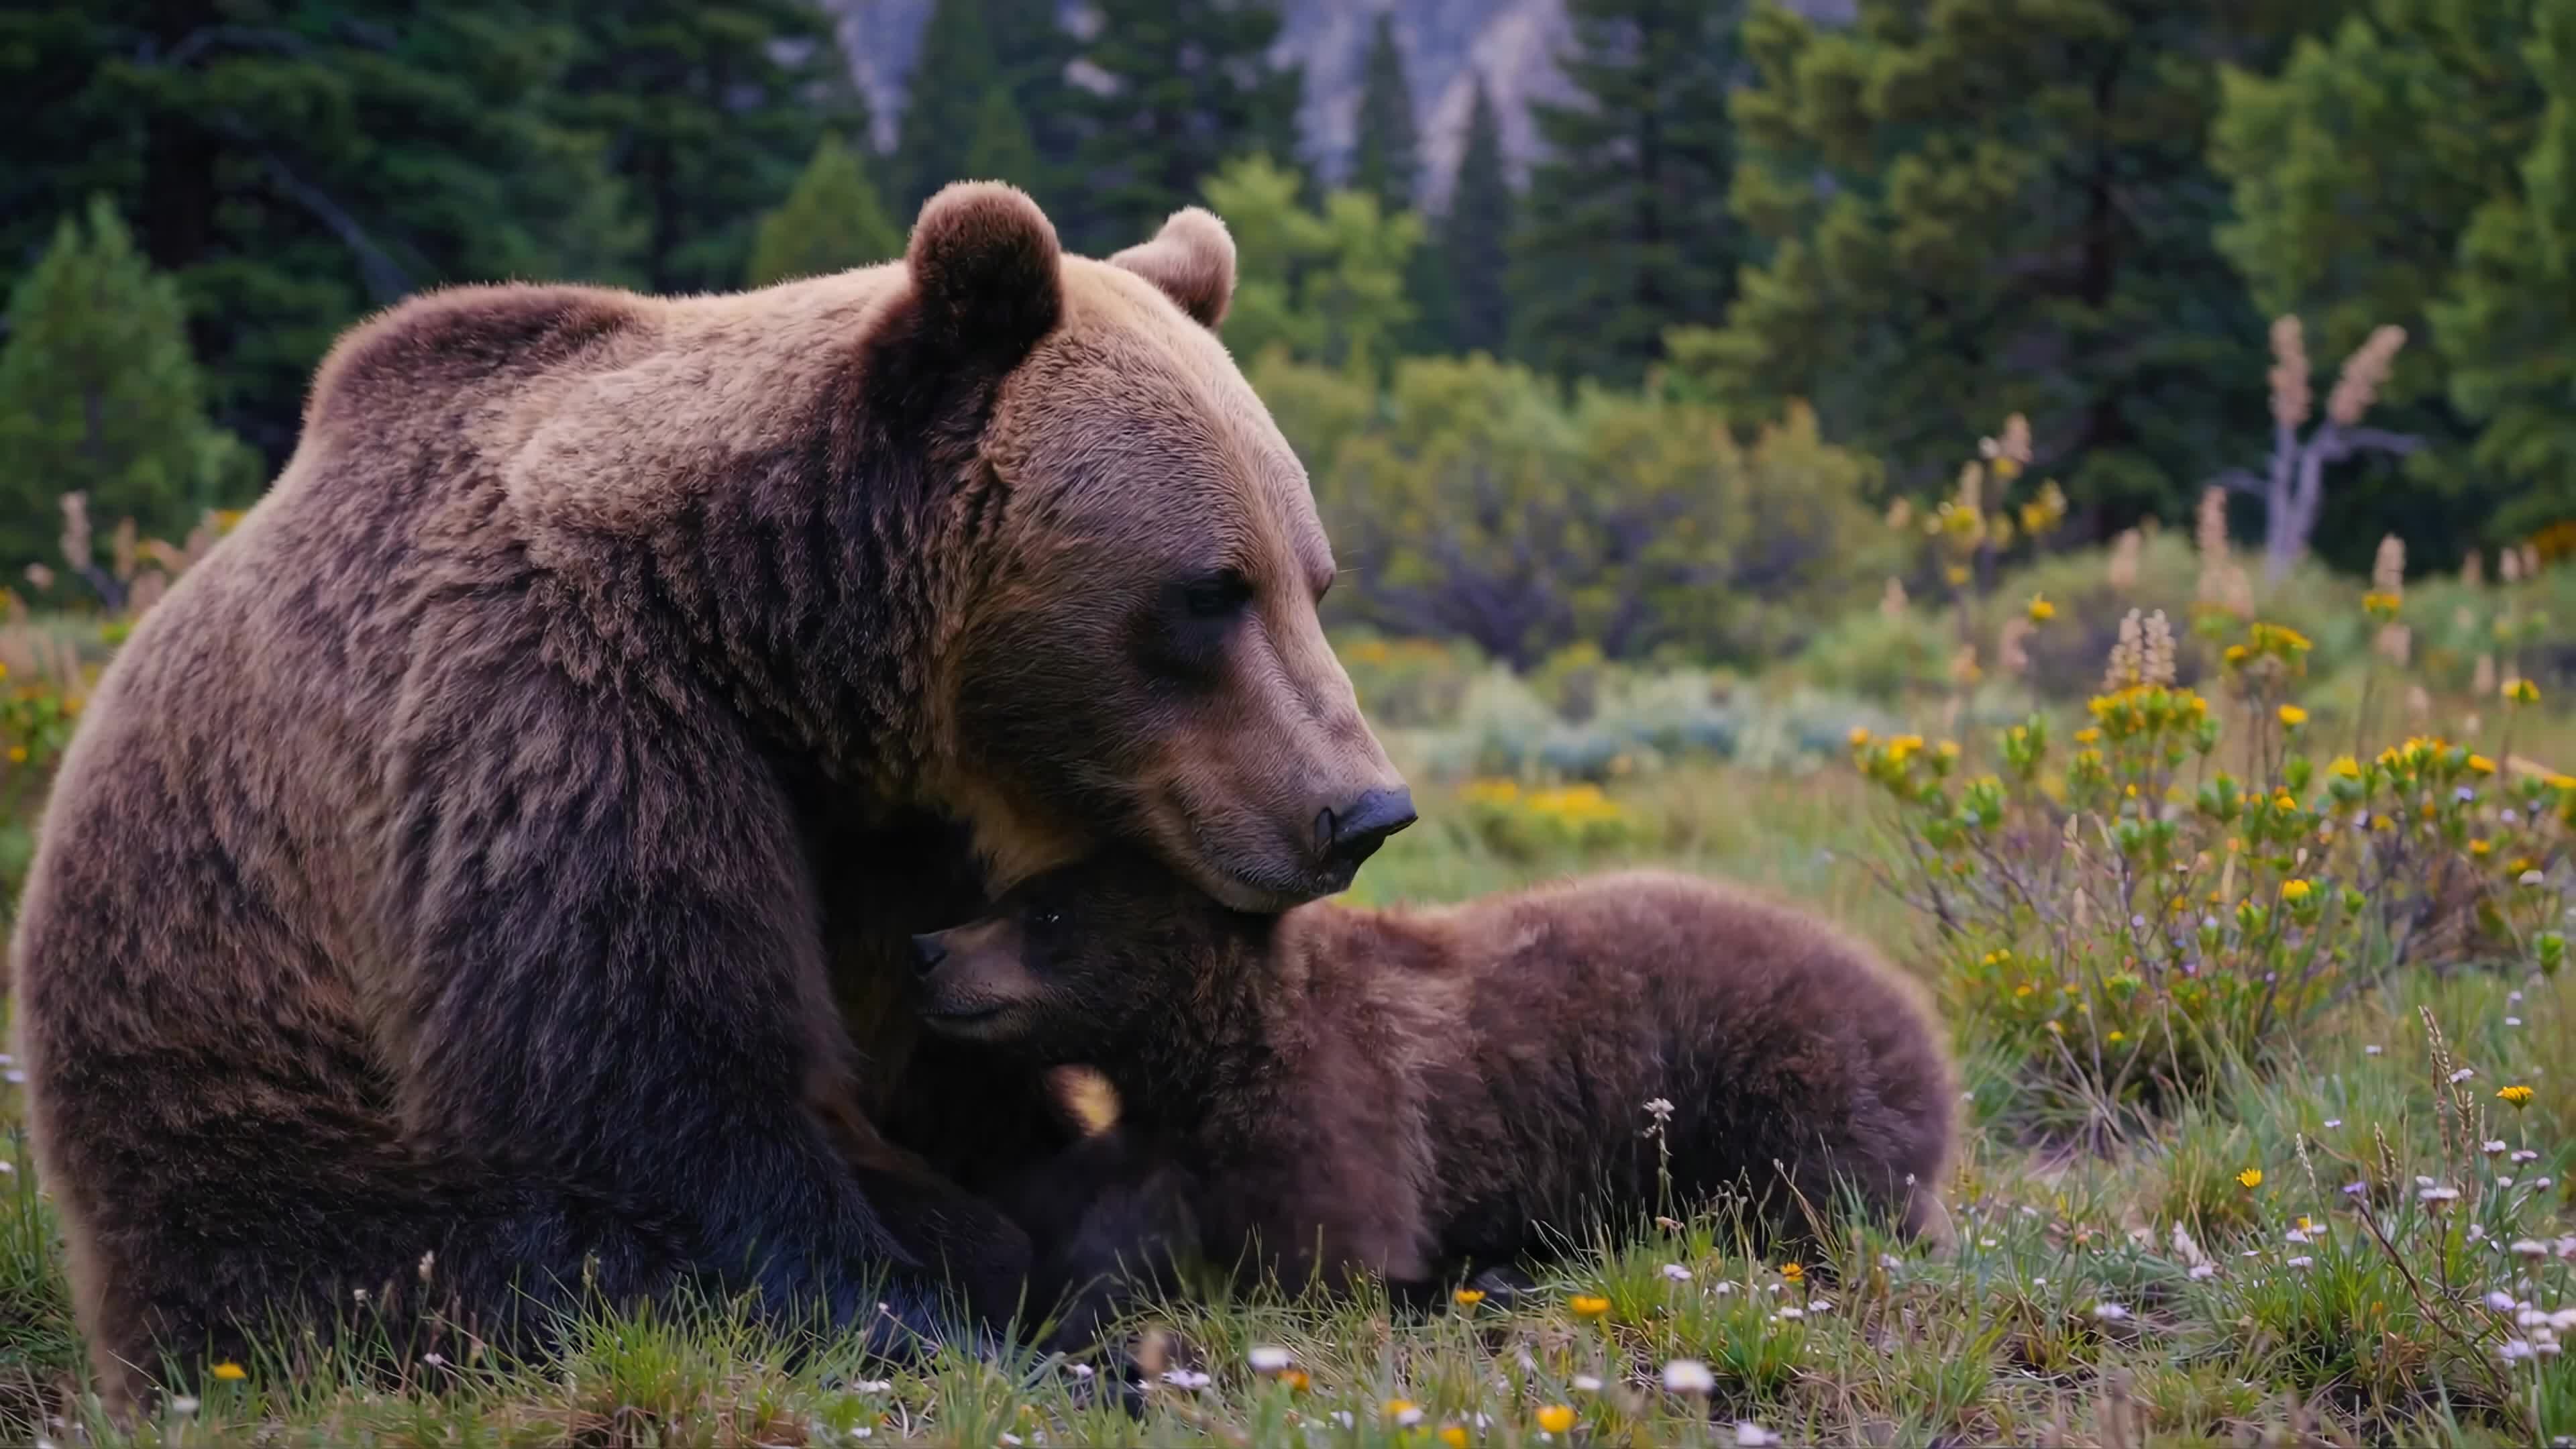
1856;603;2569;1118
1455;778;1646;859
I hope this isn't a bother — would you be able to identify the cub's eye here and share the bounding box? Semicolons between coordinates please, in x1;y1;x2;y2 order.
1030;909;1062;930
1179;571;1252;619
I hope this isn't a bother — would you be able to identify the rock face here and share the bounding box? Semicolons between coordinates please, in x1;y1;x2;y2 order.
819;0;1853;207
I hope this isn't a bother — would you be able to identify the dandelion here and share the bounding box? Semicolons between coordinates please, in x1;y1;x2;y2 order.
2028;594;2056;623
1535;1405;1577;1435
1779;1262;1805;1282
1569;1294;1611;1320
1662;1360;1716;1395
2237;1168;2263;1189
2279;879;2312;904
1440;1428;1470;1449
209;1362;246;1382
2279;704;2308;729
2500;1085;2534;1108
1454;1287;1487;1307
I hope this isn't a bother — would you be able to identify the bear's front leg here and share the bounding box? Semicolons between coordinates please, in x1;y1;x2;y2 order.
377;659;971;1354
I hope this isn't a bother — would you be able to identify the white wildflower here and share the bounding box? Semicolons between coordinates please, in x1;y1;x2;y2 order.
1572;1375;1603;1393
2420;1185;2461;1203
1643;1098;1675;1124
2365;1044;2383;1055
2489;1291;2522;1311
1159;1370;1210;1390
1775;1307;1807;1321
169;1397;199;1416
2188;1264;2218;1281
2500;1340;2539;1363
2288;1256;2315;1268
853;1380;894;1394
2451;1068;2477;1083
1735;1423;1782;1447
2512;1240;2551;1258
2485;1140;2510;1155
2093;1303;2130;1321
2324;1118;2343;1128
1662;1263;1693;1282
1247;1346;1292;1373
1662;1359;1716;1394
2513;1150;2540;1163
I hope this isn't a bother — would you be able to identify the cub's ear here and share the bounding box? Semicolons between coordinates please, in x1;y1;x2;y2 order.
1108;207;1236;331
906;181;1064;364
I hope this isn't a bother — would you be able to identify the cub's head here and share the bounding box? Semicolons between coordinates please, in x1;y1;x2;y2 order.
906;852;1252;1060
906;183;1412;910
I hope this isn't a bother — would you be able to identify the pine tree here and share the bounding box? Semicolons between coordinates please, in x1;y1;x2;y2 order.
2426;0;2576;537
961;87;1048;196
984;0;1084;178
1511;0;1747;384
1348;13;1420;215
893;0;1007;213
0;198;252;572
1426;75;1515;358
745;135;907;288
1684;0;2330;532
0;1;635;464
1071;0;1305;249
563;0;867;295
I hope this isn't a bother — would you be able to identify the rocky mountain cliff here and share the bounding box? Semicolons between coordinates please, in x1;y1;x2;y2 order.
820;0;1849;207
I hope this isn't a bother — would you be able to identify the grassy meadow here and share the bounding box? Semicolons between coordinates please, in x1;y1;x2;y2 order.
4;516;2576;1445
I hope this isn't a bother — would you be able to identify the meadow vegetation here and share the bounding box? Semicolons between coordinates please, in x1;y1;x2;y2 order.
1;480;2573;1446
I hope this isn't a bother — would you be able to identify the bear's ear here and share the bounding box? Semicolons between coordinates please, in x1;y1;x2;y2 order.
906;182;1064;365
1108;207;1236;331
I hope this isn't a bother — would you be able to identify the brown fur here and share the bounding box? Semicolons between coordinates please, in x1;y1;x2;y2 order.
7;182;1409;1408
916;855;1959;1297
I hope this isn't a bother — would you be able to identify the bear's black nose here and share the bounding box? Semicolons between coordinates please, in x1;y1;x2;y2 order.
1318;786;1417;873
910;934;949;975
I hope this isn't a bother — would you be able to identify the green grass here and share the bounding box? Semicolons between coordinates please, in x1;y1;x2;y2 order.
1;765;2571;1445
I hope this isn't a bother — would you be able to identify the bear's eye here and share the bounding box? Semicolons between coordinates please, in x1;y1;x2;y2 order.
1030;908;1062;930
1179;570;1252;620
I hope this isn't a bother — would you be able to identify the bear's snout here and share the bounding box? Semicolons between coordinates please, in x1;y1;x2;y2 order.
1315;786;1417;875
910;934;949;975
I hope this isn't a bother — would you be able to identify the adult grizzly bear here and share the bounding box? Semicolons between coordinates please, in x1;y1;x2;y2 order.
7;182;1413;1407
913;854;1956;1299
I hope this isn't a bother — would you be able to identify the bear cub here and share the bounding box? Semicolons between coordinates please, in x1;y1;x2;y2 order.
910;853;1957;1301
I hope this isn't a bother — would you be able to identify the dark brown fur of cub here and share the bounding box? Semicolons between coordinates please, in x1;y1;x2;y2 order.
916;857;1958;1297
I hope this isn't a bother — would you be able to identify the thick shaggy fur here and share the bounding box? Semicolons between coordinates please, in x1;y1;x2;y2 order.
917;856;1958;1297
7;183;1408;1408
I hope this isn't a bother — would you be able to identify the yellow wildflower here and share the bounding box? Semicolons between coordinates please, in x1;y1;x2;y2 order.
2278;704;2308;728
2279;879;2312;903
210;1362;247;1381
1440;1428;1471;1449
2106;1030;2127;1043
1385;1399;1423;1425
1779;1262;1805;1282
1848;726;1872;748
1281;1368;1311;1392
2471;840;2492;857
2505;678;2542;705
2075;727;2102;745
2330;755;2361;779
2237;1168;2263;1189
1536;1405;1578;1434
2498;1084;2534;1108
2027;594;2056;623
5;746;23;765
2468;754;2496;775
1569;1293;1611;1320
1453;1288;1486;1307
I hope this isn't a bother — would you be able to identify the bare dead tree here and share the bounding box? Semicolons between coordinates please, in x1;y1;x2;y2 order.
2214;317;2419;583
